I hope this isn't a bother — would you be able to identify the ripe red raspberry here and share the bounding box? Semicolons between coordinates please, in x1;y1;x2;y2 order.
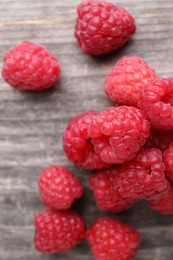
63;111;109;170
163;143;173;182
115;148;170;201
104;56;157;106
75;0;136;55
87;217;140;260
88;106;150;164
38;165;83;210
147;128;173;152
34;209;86;254
149;187;173;215
138;78;173;130
2;41;60;91
89;168;136;213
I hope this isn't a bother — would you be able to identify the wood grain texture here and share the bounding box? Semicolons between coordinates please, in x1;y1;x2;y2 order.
1;0;173;259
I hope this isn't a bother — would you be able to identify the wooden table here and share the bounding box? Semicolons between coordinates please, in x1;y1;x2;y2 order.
1;0;173;259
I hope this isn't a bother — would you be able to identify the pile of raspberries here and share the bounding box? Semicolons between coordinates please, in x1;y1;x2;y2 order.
2;0;173;259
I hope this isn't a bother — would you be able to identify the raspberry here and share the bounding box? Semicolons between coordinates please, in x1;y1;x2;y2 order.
63;111;109;170
104;56;157;106
149;187;173;215
87;217;140;260
75;0;136;55
38;165;83;210
163;143;173;182
147;128;173;152
89;168;136;213
34;209;86;254
88;106;150;164
138;78;173;130
115;148;170;201
2;41;60;91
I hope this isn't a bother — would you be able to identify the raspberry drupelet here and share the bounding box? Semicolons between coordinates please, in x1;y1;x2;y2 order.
2;41;60;91
163;143;173;182
104;56;157;106
138;78;173;130
88;106;150;164
75;0;136;55
63;111;109;170
87;217;140;260
34;209;86;254
149;186;173;215
115;148;170;201
38;165;83;210
89;168;136;213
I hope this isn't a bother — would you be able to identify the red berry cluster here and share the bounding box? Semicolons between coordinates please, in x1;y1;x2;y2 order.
63;55;173;218
34;165;140;259
2;0;173;259
2;0;136;91
35;166;86;253
62;56;173;257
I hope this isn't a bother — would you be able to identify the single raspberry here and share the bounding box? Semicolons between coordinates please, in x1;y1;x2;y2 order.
75;0;136;55
138;78;173;130
38;165;83;210
104;56;157;106
89;168;136;213
88;106;150;164
163;143;173;182
63;111;109;170
149;187;173;215
87;217;140;260
146;128;173;152
2;41;60;91
34;209;86;254
115;148;170;201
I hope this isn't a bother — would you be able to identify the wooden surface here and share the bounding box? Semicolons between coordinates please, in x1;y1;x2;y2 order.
1;0;173;259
